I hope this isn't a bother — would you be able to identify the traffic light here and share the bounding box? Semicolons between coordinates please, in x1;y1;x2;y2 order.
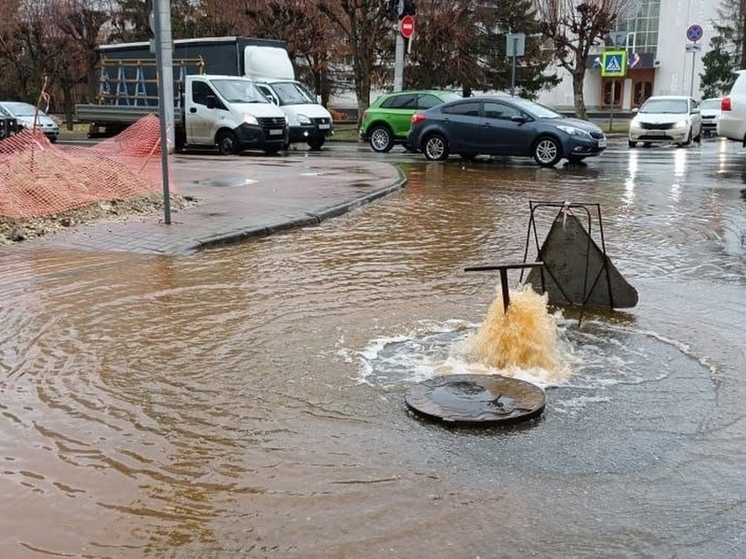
383;0;397;20
401;0;416;18
383;0;416;21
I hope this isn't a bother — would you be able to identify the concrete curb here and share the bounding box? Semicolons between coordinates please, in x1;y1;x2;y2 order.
196;166;407;251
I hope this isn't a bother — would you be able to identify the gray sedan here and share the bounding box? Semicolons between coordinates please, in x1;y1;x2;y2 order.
407;95;607;167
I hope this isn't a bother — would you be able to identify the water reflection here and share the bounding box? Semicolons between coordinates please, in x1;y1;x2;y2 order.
1;140;746;557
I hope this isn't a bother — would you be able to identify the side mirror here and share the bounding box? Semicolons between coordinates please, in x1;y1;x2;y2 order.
267;94;278;105
510;114;528;123
632;107;639;113
206;95;216;109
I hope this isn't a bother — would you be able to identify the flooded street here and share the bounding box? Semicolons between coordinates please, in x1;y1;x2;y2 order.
1;138;746;558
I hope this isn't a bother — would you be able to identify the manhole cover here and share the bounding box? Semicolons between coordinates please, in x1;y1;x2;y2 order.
405;374;546;426
197;177;257;187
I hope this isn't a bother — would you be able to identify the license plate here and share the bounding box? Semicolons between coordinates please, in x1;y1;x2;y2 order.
269;128;283;135
647;129;665;136
598;138;607;148
318;123;330;130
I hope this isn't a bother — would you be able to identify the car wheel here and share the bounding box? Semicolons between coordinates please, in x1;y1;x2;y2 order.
308;138;325;150
216;130;238;155
175;130;187;151
423;134;449;161
628;140;636;148
533;136;562;167
369;125;394;153
677;130;692;147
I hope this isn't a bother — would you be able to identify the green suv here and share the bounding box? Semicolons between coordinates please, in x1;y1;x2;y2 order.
359;90;461;152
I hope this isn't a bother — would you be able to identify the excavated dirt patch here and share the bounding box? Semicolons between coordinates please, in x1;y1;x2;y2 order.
0;193;198;246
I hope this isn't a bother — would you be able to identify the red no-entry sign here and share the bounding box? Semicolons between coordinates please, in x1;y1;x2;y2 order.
400;15;415;39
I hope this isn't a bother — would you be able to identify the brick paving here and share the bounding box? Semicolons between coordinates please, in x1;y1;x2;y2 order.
32;153;405;255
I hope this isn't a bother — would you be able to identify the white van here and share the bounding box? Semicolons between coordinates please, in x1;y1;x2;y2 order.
244;45;334;150
0;101;59;142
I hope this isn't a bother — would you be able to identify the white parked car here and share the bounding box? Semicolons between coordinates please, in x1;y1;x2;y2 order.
628;95;702;148
717;70;746;144
0;101;59;142
698;97;722;137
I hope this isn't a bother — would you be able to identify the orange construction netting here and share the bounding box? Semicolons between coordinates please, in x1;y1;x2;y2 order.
0;114;172;219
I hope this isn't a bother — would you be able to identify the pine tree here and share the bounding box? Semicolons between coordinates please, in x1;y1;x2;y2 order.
700;31;736;98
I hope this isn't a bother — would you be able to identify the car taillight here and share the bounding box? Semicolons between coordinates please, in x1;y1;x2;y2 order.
411;113;426;124
721;97;732;111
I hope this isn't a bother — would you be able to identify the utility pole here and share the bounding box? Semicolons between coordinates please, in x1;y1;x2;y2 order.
393;0;405;91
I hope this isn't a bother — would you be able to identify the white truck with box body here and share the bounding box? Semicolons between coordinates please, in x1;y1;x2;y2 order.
242;44;334;150
75;37;332;151
75;41;289;155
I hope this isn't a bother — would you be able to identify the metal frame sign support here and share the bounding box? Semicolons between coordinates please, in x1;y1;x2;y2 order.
506;33;525;97
601;47;627;131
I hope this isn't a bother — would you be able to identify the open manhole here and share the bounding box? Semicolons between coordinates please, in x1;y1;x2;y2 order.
405;374;546;426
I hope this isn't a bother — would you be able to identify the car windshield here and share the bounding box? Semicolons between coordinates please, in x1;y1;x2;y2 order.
270;82;316;105
1;102;44;117
699;99;721;110
507;98;563;119
210;80;268;104
640;98;689;114
441;92;463;103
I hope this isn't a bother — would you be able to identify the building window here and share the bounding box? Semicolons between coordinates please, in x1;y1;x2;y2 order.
617;0;660;58
602;80;623;108
633;80;653;107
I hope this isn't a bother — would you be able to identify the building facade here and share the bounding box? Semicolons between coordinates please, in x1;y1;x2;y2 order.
536;0;722;111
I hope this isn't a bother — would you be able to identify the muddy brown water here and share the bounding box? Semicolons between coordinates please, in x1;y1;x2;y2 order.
1;139;745;558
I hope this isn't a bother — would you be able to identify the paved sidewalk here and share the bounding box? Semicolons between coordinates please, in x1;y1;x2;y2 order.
34;153;406;255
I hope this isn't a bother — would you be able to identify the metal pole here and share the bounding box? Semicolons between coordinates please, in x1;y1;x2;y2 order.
394;34;404;91
152;0;172;224
609;78;615;132
393;0;405;91
511;37;518;97
689;48;697;97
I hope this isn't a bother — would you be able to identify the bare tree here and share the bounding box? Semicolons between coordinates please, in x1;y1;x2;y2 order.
203;0;342;106
53;0;112;122
535;0;631;119
317;0;392;117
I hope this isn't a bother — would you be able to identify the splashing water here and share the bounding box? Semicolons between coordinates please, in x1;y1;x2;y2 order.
460;284;572;384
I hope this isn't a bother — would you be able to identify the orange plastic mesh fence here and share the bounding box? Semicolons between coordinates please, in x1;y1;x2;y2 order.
0;114;172;219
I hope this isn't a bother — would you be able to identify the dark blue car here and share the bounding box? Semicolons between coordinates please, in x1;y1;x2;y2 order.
407;95;607;167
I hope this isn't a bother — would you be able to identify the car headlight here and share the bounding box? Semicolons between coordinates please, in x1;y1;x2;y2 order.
243;114;258;126
674;119;687;129
629;118;641;130
556;125;592;138
297;114;312;125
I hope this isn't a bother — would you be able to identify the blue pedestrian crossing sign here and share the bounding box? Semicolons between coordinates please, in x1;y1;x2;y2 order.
601;50;627;77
